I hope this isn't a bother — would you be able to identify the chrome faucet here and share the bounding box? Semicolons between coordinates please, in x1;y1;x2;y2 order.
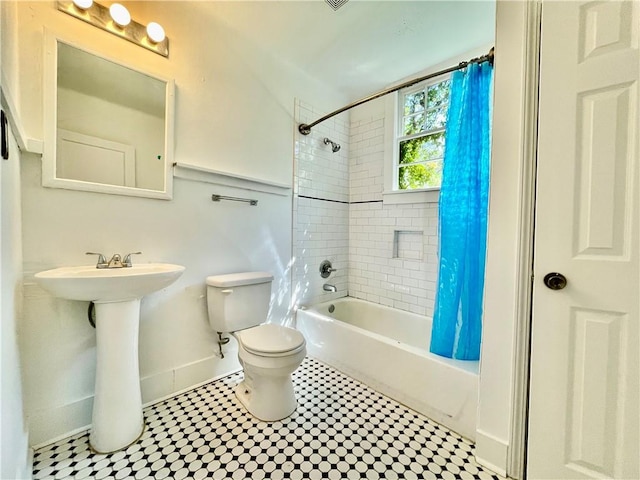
86;251;142;269
107;254;124;268
323;283;337;293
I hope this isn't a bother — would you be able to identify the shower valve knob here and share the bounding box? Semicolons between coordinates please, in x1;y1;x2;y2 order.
320;260;337;278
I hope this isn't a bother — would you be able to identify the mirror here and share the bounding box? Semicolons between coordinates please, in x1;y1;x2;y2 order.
43;33;174;199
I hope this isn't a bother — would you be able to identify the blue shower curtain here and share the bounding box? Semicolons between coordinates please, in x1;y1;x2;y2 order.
429;61;493;361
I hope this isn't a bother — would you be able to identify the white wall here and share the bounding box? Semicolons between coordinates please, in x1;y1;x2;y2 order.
1;113;31;480
1;1;31;477
11;1;346;446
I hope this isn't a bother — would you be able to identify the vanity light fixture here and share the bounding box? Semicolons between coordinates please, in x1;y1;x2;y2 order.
146;22;165;44
57;0;169;57
108;3;131;28
72;0;93;10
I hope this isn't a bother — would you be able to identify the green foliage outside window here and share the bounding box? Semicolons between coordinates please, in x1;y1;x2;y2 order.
397;79;450;190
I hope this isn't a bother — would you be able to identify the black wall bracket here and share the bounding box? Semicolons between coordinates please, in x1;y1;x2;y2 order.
1;110;8;160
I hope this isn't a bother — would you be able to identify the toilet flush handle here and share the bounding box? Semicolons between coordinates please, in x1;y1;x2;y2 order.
221;289;233;295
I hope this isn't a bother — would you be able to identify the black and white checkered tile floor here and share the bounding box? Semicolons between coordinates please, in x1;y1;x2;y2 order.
33;358;504;480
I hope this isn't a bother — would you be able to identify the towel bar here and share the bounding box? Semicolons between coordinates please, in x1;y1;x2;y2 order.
211;194;258;206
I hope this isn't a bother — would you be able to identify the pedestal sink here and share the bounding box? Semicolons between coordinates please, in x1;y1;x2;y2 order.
35;263;185;453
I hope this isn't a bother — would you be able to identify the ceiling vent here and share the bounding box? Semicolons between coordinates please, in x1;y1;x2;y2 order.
325;0;348;11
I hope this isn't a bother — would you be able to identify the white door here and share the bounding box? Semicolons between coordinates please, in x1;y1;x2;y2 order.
528;1;639;479
57;129;136;187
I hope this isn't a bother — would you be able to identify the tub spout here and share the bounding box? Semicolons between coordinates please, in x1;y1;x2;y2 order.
323;284;337;293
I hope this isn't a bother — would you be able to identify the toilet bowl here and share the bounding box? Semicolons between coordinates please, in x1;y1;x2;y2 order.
206;272;307;421
233;324;306;421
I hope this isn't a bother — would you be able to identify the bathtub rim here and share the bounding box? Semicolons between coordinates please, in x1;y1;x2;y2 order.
298;296;479;376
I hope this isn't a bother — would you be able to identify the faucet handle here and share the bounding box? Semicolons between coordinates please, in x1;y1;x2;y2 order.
319;260;337;278
86;252;108;268
122;251;142;267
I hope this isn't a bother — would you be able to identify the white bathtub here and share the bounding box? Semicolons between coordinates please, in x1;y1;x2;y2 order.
296;297;478;440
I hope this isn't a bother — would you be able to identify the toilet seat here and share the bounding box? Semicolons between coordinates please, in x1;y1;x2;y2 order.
236;324;306;357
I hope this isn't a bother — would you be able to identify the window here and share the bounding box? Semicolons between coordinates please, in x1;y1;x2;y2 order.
395;77;451;190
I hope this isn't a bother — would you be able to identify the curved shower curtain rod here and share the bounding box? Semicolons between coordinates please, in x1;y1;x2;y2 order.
298;47;494;136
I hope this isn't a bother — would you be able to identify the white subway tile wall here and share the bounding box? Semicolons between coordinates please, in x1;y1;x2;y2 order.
349;114;439;317
350;117;385;203
295;101;349;203
293;100;349;306
349;202;438;316
293;102;440;317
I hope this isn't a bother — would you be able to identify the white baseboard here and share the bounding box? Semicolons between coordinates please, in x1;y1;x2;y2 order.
475;429;509;477
28;396;94;448
143;367;243;409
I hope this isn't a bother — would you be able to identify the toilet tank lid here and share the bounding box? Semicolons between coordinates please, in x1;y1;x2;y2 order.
206;272;274;288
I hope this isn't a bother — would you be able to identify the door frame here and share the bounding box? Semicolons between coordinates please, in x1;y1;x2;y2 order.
478;1;542;477
505;1;543;478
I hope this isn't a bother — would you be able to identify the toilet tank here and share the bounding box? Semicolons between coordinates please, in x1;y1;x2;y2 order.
206;272;274;332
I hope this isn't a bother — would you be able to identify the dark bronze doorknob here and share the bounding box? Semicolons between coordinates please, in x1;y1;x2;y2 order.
543;272;567;290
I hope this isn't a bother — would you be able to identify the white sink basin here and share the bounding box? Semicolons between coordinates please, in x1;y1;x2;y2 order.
35;263;185;302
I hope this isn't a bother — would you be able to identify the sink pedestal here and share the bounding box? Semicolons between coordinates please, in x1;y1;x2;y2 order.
90;299;144;453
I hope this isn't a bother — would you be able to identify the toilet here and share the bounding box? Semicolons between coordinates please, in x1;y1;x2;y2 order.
206;272;306;421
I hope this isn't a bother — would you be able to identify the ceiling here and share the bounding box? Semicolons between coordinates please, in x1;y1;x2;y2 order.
201;0;496;101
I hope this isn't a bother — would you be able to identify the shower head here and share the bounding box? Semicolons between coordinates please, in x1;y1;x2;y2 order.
323;137;341;153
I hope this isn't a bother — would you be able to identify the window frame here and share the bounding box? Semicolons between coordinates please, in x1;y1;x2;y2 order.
382;49;491;205
393;73;452;193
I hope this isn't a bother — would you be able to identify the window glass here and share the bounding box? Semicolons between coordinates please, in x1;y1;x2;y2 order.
397;78;450;190
398;161;443;190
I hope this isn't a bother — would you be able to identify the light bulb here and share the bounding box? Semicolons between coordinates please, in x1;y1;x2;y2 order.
109;3;131;27
72;0;93;10
146;22;165;43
